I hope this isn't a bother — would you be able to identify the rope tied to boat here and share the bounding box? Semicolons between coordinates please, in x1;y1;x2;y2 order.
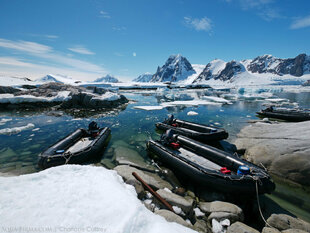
64;152;73;164
254;177;273;229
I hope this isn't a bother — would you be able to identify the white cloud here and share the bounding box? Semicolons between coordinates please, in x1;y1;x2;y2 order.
239;0;273;10
133;52;136;57
112;26;127;31
290;15;310;29
0;56;105;81
45;35;59;39
0;38;52;54
184;17;212;32
114;52;124;57
99;11;111;19
0;38;107;81
68;46;95;55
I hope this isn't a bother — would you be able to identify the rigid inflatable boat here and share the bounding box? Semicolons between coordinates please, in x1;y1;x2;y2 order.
257;106;310;122
155;115;228;142
147;130;275;195
38;122;111;169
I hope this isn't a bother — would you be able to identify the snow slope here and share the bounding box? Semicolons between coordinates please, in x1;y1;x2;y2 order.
36;74;79;85
0;165;195;233
0;76;35;87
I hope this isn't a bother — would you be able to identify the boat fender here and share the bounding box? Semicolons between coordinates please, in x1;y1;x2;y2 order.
170;142;180;149
237;165;250;175
220;167;231;174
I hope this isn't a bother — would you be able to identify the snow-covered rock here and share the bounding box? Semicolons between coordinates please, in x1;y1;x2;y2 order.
36;74;79;85
133;73;153;82
0;165;195;233
151;54;195;83
94;74;120;83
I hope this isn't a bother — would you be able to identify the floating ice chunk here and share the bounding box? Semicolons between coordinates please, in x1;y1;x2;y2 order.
214;122;221;125
202;96;232;104
265;98;287;102
0;118;12;125
187;111;198;116
133;106;165;111
0;123;35;135
32;128;40;131
161;100;222;107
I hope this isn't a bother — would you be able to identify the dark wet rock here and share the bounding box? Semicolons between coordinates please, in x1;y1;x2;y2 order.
0;86;20;94
227;221;259;233
154;209;193;228
156;189;194;214
114;165;173;190
302;80;310;86
21;85;37;89
266;214;310;232
234;121;310;186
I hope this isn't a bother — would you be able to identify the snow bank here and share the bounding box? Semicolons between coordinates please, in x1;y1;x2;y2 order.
0;165;195;233
0;91;71;104
0;123;34;135
91;91;121;101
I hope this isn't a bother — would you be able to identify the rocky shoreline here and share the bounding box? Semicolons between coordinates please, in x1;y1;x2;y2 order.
98;137;310;233
0;83;129;112
234;121;310;187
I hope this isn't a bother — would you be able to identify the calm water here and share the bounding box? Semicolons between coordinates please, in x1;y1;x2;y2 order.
0;87;310;221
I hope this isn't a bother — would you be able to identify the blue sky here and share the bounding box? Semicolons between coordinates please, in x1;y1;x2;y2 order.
0;0;309;81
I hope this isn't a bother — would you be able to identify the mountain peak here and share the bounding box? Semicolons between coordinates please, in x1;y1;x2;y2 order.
94;75;119;83
150;55;195;82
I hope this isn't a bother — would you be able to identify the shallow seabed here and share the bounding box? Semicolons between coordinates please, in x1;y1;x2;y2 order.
0;86;310;222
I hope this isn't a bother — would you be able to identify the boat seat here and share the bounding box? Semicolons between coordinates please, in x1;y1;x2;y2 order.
178;148;222;171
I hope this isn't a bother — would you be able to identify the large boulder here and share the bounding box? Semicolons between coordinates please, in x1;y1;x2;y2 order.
156;189;194;214
154;209;193;228
234;121;310;186
266;214;310;232
199;201;244;223
227;222;259;233
113;165;173;190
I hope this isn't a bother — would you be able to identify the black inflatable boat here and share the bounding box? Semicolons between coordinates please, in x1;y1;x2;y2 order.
257;106;310;122
38;122;111;169
147;130;275;195
155;115;228;142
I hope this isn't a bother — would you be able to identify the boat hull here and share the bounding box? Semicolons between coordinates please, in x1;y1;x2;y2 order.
38;127;111;169
147;136;275;195
156;119;228;142
257;111;310;122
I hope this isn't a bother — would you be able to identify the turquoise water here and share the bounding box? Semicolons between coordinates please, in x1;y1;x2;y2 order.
0;87;310;221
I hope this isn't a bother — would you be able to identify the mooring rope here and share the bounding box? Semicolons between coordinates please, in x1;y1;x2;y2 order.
255;179;273;228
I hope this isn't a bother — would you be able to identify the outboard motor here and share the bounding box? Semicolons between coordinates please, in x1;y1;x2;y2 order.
165;114;175;125
88;121;100;137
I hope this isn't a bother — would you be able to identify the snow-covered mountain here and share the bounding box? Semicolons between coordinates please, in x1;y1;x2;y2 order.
150;54;196;82
246;54;310;77
94;75;119;83
36;74;78;85
192;54;310;85
133;73;153;82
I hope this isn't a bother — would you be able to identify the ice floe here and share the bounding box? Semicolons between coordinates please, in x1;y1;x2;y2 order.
0;123;35;135
0;165;195;233
133;106;165;111
187;111;198;116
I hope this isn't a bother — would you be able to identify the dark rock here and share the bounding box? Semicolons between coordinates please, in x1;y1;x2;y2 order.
21;85;37;89
0;86;20;94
